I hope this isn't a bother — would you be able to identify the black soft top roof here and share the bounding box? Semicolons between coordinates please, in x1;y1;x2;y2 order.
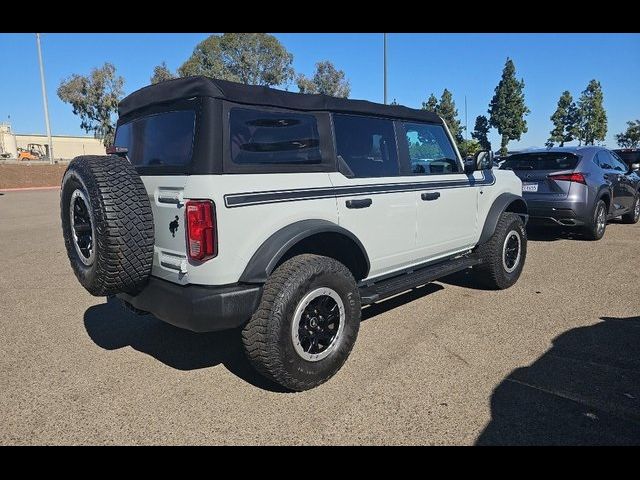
118;75;443;124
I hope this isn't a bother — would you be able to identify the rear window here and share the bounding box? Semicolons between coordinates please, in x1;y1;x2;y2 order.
114;110;195;167
614;150;640;166
500;152;579;171
229;107;322;165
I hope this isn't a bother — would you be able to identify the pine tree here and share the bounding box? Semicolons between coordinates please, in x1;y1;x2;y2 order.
488;58;530;156
471;115;491;151
437;89;463;143
547;91;578;147
577;79;607;145
422;93;438;112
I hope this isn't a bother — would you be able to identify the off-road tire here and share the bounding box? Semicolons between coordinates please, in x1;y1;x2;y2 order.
474;212;527;290
621;194;640;224
60;155;154;296
584;199;608;240
242;254;361;391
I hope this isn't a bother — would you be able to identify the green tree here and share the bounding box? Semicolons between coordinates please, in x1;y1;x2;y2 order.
546;91;579;147
437;88;463;143
457;139;481;159
615;120;640;148
577;79;607;145
488;58;529;156
422;93;438;112
471;115;491;151
57;62;124;146
178;33;294;87
150;61;176;84
296;60;350;98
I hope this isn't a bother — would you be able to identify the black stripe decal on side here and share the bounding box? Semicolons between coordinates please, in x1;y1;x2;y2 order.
225;170;495;208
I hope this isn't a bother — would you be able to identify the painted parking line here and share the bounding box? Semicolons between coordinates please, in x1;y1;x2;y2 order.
0;186;60;192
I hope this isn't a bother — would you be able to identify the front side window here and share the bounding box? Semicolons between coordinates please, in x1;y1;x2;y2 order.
114;110;195;167
333;114;399;178
229;108;321;165
402;122;460;174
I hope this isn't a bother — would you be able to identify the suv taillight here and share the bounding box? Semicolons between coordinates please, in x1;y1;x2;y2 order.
185;200;217;261
548;172;586;185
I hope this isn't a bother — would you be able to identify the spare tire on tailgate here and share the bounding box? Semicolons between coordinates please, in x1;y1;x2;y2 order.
60;155;154;296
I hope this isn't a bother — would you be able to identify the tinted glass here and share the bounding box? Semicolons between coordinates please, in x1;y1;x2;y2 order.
114;110;195;167
229;108;321;165
614;150;640;166
402;122;460;174
596;151;614;170
501;152;579;171
333;114;399;178
610;151;629;171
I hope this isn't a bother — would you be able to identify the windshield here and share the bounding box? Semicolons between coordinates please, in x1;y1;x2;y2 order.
500;152;579;171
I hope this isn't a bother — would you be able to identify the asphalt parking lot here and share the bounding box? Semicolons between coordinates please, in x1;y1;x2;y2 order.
1;189;639;445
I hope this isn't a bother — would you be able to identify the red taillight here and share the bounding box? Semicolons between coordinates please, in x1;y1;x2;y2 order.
548;172;586;185
185;200;217;261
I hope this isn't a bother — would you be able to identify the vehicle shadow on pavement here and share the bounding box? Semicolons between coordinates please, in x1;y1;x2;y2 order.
526;225;586;242
476;316;640;445
361;283;444;321
438;269;495;291
83;297;290;393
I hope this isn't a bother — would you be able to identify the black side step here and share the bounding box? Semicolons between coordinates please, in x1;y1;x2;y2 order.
359;255;482;305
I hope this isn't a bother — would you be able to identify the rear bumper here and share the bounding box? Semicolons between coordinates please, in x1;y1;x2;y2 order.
117;277;262;332
525;198;589;227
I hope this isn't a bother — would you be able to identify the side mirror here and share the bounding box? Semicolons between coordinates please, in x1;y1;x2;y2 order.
631;163;640;172
473;150;494;171
463;158;476;175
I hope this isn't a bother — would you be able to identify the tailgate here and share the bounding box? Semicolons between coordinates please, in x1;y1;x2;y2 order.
140;175;190;284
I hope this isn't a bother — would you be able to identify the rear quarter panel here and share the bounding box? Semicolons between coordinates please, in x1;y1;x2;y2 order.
183;173;338;286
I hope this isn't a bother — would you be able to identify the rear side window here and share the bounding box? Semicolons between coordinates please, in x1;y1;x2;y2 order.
333;114;399;178
501;152;579;171
229;108;321;165
114;110;195;167
402;122;460;174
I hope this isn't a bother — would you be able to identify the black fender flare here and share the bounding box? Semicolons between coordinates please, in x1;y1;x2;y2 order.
239;219;370;284
596;185;613;211
477;193;528;246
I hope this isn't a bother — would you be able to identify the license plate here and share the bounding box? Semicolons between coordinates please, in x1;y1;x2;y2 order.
522;183;538;192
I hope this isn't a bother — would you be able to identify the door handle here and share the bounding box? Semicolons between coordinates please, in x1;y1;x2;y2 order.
345;198;372;209
421;192;441;201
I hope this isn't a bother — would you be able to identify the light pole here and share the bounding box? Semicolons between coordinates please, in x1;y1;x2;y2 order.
36;33;54;164
383;33;388;105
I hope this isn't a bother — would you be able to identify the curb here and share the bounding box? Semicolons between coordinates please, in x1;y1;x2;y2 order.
0;186;60;193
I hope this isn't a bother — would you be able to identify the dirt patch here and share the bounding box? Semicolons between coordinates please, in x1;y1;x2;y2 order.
0;164;67;189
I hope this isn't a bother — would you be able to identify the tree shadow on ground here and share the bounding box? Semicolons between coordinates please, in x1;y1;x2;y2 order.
84;297;288;392
476;316;640;445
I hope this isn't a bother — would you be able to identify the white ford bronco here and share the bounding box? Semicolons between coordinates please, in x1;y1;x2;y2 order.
61;76;528;391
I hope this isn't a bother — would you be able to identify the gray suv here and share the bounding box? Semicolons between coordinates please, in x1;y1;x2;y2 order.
500;146;640;240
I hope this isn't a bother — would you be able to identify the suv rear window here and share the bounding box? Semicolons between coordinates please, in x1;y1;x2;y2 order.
229;107;322;165
500;152;579;171
114;110;195;167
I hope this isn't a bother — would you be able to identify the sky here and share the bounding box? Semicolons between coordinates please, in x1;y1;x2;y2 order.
1;33;639;150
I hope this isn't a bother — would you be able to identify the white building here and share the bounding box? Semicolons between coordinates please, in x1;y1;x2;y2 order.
0;123;105;160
